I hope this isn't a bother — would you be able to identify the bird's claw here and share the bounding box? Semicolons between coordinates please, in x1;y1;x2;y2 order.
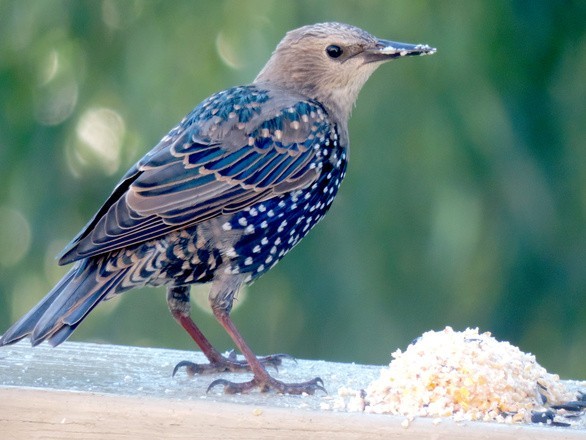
172;352;295;377
207;376;326;395
172;360;207;377
173;350;318;394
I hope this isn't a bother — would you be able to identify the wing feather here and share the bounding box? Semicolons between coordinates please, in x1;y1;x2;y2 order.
58;86;332;264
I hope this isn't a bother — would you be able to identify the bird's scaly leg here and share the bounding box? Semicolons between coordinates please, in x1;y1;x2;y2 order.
207;306;325;395
167;285;290;375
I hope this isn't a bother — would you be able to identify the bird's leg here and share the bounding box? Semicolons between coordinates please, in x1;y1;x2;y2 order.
167;285;290;376
205;279;326;395
208;307;325;395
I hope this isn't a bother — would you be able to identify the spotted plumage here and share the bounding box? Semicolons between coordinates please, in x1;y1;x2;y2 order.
1;22;435;394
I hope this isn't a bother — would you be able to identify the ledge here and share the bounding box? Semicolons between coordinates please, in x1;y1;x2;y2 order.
1;341;584;439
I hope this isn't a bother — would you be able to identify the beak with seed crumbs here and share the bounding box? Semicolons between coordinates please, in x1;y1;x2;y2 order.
365;39;436;63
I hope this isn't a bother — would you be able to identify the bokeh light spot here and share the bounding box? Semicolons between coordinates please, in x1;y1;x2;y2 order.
34;75;78;126
216;31;243;69
74;107;126;175
38;49;59;86
0;206;32;267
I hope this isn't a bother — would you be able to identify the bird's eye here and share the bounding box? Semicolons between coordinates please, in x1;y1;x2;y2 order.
326;45;343;59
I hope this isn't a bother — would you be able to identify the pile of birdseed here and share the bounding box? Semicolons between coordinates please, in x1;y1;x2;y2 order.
347;327;579;423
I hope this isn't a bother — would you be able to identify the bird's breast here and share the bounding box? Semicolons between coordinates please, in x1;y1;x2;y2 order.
219;136;348;283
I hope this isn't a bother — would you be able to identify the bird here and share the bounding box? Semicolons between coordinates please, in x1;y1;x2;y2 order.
0;22;435;394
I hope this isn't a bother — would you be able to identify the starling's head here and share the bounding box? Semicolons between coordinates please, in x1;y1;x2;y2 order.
255;22;436;121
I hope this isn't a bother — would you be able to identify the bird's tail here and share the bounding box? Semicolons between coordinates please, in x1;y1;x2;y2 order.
0;258;129;347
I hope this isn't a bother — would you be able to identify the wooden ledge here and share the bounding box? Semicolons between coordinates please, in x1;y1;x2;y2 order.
1;341;584;439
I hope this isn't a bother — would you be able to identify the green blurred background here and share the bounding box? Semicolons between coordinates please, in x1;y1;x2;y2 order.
1;1;585;378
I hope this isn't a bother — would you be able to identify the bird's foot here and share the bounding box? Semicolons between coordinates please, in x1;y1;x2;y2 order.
207;375;326;395
172;350;294;376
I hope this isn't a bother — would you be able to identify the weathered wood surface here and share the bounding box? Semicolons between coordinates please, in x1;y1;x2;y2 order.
0;341;584;439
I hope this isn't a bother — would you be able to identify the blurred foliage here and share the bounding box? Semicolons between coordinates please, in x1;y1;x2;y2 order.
1;1;585;378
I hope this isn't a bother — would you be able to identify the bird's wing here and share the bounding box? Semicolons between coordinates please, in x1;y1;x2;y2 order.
58;88;333;264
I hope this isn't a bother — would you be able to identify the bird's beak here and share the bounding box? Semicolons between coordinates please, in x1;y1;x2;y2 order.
365;39;436;62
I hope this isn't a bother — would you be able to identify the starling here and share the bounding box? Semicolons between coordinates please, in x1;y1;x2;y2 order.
0;22;435;394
